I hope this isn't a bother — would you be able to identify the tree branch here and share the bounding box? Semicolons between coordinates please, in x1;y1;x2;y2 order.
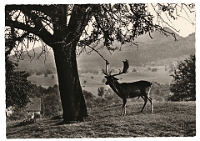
6;19;54;46
5;5;56;17
5;32;30;57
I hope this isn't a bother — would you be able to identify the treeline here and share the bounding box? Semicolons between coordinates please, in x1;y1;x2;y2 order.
28;69;55;75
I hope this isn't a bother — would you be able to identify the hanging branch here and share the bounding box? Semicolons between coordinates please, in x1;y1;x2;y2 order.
86;45;107;62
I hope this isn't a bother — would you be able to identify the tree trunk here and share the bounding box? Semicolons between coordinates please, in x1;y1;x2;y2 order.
52;43;87;124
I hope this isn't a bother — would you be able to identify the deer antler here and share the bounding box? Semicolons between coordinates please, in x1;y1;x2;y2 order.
112;59;129;77
122;59;129;73
103;59;129;76
102;68;108;76
102;60;110;76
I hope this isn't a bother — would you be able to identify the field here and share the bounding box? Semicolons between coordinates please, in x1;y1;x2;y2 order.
27;65;173;94
6;101;196;138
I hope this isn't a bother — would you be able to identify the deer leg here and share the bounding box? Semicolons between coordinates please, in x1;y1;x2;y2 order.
140;96;147;112
121;98;127;116
147;86;153;113
147;97;153;113
140;96;145;100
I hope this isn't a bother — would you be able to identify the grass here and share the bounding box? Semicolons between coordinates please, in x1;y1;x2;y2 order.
6;101;196;138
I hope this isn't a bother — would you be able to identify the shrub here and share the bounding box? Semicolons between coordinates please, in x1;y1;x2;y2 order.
98;87;106;97
132;68;137;72
7;107;28;121
44;73;48;77
102;78;106;84
83;90;96;108
151;68;158;72
42;94;62;118
36;71;43;75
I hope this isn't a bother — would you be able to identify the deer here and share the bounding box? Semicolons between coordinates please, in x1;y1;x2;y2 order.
103;59;153;116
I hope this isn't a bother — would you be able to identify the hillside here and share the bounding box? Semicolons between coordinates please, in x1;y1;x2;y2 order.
14;31;195;72
78;32;195;69
6;101;196;138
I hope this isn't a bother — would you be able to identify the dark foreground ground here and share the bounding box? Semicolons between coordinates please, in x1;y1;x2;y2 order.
6;101;196;138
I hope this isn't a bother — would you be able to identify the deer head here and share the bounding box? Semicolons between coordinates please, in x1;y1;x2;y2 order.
103;59;129;85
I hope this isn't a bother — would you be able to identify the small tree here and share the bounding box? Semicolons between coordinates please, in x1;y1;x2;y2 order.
97;87;106;97
170;55;195;101
44;73;48;77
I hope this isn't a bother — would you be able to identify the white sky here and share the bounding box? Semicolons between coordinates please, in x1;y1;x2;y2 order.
147;3;196;37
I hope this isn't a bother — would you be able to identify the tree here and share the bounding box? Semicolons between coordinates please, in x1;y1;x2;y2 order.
97;87;106;97
170;55;195;101
6;57;32;108
42;93;62;117
5;4;195;123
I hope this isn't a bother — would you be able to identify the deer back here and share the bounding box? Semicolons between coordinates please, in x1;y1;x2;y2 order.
109;80;152;99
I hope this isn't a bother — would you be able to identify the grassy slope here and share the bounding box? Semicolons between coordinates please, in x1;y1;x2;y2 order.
6;101;196;138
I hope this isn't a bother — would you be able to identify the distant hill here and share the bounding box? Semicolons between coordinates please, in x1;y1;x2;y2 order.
77;31;195;69
14;30;195;73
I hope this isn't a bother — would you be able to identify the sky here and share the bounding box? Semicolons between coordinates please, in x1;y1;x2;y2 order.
147;3;196;37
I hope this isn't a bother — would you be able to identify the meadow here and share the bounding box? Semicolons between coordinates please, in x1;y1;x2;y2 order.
27;65;173;95
6;101;196;138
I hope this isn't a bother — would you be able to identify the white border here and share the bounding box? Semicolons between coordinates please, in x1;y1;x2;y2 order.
1;1;199;140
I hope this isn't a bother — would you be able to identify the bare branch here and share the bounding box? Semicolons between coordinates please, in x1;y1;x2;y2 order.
5;31;29;57
86;45;107;62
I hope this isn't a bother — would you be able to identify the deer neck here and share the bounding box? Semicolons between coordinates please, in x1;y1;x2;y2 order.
109;80;123;98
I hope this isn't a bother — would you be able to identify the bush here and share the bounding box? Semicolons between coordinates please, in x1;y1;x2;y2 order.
42;94;62;118
45;69;53;74
97;87;106;97
151;68;158;72
102;78;106;84
7;107;28;121
36;71;43;75
44;73;48;77
132;68;137;72
83;90;96;108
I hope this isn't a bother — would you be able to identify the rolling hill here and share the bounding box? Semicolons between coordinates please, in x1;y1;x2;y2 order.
14;29;195;73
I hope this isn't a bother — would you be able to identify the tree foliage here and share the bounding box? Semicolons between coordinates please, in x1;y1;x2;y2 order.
6;57;32;108
170;55;195;101
5;4;195;58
